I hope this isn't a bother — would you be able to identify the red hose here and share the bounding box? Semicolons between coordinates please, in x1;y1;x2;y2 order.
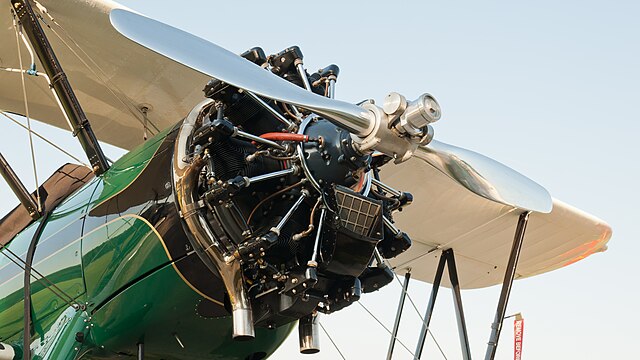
260;132;309;142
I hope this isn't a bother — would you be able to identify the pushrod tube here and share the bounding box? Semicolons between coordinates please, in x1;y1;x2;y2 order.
243;90;295;129
11;0;109;174
484;211;531;360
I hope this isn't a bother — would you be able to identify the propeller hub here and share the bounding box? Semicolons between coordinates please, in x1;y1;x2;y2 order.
391;93;441;136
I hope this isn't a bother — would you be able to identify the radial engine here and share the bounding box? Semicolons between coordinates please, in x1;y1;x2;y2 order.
173;46;439;351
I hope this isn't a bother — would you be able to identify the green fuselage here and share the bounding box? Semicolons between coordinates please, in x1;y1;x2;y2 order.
0;124;293;359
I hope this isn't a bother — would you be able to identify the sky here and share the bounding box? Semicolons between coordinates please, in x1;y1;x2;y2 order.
1;0;639;359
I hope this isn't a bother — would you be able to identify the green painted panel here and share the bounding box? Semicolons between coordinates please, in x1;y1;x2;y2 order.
89;261;294;360
0;126;175;350
82;215;172;307
88;126;172;210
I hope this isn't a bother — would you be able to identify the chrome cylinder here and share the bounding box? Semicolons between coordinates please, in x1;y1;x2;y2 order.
299;313;320;354
174;100;255;340
233;308;255;341
395;93;441;136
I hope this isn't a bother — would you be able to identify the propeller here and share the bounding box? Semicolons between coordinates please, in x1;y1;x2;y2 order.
109;9;552;213
414;141;552;213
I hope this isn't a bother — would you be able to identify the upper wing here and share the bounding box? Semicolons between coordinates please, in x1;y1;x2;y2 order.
382;156;611;289
1;1;610;288
0;0;209;150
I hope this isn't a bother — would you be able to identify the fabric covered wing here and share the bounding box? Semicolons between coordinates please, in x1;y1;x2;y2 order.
381;156;611;289
0;0;209;150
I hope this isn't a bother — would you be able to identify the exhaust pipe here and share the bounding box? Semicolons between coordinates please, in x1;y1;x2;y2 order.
299;313;320;354
174;100;254;340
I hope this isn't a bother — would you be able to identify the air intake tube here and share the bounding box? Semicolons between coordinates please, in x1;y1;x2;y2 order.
173;100;254;340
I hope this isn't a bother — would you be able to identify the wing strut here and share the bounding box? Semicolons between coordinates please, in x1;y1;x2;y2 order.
386;271;412;360
406;211;531;360
484;211;531;360
0;152;40;219
10;0;110;175
413;249;472;360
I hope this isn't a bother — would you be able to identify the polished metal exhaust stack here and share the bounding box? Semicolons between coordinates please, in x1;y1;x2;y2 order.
173;101;255;340
299;313;320;354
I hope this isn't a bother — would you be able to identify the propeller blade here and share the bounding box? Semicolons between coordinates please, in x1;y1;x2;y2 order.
110;9;551;212
109;9;373;136
412;140;552;213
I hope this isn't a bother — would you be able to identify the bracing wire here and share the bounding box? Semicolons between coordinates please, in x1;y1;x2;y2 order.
33;6;160;136
1;111;88;166
318;322;347;360
357;301;418;358
13;12;41;213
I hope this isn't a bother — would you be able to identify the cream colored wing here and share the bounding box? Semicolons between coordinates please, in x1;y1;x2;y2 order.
0;0;209;150
382;156;611;289
1;1;610;289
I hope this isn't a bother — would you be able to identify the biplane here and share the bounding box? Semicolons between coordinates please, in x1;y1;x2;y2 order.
0;1;611;359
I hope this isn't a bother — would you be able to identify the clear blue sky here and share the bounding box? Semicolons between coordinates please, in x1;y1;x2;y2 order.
1;0;638;358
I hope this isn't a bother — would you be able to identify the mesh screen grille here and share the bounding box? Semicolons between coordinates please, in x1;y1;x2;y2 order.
335;187;381;238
